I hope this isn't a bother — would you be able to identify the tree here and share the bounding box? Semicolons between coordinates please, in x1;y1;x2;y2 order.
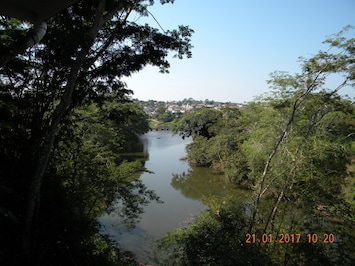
37;101;158;265
172;107;222;139
162;26;355;265
0;0;193;263
102;100;150;152
241;27;355;264
156;202;273;266
249;26;355;233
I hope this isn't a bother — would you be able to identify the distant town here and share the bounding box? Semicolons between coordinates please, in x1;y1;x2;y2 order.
133;98;246;118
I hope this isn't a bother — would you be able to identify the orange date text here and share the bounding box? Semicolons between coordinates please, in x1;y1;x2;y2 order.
246;233;336;244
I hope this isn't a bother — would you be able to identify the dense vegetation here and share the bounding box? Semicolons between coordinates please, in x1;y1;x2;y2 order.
166;27;355;265
0;0;192;265
1;1;354;264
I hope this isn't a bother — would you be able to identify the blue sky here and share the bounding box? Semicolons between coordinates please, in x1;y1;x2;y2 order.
123;0;355;103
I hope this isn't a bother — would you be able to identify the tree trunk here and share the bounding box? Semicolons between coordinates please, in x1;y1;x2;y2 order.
23;0;107;261
249;69;324;231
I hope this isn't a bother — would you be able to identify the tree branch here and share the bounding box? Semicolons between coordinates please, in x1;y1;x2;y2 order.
23;0;109;261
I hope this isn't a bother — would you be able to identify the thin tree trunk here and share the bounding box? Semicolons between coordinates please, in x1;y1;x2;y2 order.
249;105;296;231
23;0;107;260
249;67;327;232
267;180;287;233
23;51;87;259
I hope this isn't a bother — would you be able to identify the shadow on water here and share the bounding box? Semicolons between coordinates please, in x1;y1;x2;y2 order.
100;131;252;263
171;166;251;204
119;136;150;162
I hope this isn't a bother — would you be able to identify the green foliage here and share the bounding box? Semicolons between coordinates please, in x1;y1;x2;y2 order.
175;106;249;184
166;27;355;265
185;136;210;166
344;162;355;208
157;203;273;266
25;99;158;264
0;18;30;49
185;133;249;183
102;101;150;152
172;107;222;139
0;0;193;264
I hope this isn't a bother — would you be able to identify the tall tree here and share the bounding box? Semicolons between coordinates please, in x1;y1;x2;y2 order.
162;27;355;265
240;27;355;265
0;0;193;262
249;26;355;232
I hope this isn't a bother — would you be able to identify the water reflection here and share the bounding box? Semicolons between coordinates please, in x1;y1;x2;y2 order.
100;131;250;263
171;166;251;205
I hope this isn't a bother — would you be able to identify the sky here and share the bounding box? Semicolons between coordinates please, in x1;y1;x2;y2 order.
123;0;355;103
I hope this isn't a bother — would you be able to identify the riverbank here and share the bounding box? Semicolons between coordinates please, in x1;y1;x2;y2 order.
100;131;250;264
148;119;173;130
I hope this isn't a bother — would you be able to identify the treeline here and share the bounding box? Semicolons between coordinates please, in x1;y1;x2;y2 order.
0;0;193;265
139;98;243;128
162;28;355;265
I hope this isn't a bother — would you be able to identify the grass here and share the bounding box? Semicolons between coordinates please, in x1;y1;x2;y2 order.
148;119;175;130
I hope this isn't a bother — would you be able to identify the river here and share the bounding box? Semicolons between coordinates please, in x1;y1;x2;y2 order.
100;130;250;263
